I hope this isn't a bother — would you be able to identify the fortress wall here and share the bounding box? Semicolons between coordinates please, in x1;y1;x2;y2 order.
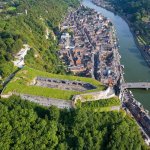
72;87;116;103
18;94;73;109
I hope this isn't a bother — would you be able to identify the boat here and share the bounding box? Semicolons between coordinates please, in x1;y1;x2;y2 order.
121;65;124;69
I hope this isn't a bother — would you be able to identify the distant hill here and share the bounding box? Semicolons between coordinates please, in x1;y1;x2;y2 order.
0;0;79;80
106;0;150;45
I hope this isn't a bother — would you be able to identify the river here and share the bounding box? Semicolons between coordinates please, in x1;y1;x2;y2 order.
82;0;150;111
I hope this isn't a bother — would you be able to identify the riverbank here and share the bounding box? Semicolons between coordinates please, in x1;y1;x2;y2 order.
92;0;150;67
122;90;150;145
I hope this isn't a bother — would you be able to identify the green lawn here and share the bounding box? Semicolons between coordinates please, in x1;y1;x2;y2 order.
2;66;105;100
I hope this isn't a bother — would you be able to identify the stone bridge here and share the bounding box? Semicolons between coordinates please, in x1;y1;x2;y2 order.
121;82;150;90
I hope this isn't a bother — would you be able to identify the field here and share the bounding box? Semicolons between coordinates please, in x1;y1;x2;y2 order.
2;66;105;100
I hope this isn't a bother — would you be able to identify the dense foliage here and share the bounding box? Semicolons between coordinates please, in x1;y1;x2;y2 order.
81;97;120;107
80;97;119;105
76;97;121;112
0;0;79;79
0;96;147;150
107;0;150;45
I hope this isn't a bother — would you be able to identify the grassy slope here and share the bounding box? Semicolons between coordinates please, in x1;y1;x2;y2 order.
2;66;105;100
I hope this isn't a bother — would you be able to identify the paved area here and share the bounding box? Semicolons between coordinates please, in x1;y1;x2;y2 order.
35;77;96;92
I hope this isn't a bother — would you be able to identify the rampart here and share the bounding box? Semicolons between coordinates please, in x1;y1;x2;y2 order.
73;87;115;103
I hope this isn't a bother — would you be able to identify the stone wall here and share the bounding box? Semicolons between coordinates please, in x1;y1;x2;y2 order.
18;94;73;109
1;93;12;98
72;87;115;103
1;85;117;110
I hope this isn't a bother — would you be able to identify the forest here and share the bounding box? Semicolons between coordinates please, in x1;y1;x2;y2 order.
0;0;149;149
0;0;80;80
0;96;148;150
107;0;150;45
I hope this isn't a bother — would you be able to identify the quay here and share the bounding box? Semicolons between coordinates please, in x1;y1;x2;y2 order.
119;63;150;146
122;90;150;145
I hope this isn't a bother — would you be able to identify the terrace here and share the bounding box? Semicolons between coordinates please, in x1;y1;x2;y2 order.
1;66;104;100
34;76;97;92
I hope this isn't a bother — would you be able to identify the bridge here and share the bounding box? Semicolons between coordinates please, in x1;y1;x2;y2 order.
121;82;150;90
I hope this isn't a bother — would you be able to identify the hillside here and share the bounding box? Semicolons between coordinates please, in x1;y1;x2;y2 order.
0;96;147;150
0;0;80;80
105;0;150;46
0;0;149;149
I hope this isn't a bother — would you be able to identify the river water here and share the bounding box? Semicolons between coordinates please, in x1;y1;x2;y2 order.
83;0;150;111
